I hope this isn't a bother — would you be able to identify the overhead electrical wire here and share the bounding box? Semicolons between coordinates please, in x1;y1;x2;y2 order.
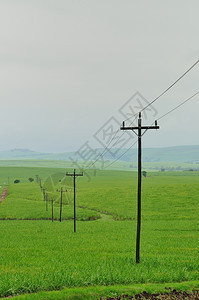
86;116;138;169
89;59;199;169
103;90;199;169
157;91;199;121
86;60;199;170
104;140;138;169
86;129;120;169
124;59;199;122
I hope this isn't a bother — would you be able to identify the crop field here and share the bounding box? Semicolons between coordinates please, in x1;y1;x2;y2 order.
0;159;198;172
0;166;198;299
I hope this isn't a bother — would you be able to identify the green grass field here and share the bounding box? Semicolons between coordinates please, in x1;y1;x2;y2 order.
0;158;198;172
0;166;198;299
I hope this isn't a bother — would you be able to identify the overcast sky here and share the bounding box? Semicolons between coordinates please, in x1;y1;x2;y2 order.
0;0;198;153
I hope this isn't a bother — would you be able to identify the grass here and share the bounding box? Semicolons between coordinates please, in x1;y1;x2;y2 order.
0;166;198;298
0;219;198;298
78;170;199;220
2;281;199;300
0;158;198;171
0;220;198;297
0;183;100;221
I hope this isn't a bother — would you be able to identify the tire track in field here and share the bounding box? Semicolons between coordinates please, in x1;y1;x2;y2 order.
77;205;113;221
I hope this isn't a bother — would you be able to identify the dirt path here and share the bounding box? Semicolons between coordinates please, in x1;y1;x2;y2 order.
0;188;8;203
104;289;199;299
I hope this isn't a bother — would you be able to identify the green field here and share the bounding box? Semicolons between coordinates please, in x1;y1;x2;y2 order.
0;166;198;299
0;158;198;172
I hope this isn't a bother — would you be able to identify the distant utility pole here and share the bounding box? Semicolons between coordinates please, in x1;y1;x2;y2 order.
66;169;83;233
39;178;42;190
51;198;54;222
121;112;159;264
56;187;67;222
42;188;46;202
35;175;39;183
46;194;48;212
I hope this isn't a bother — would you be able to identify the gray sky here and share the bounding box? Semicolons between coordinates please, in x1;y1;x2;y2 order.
0;0;199;153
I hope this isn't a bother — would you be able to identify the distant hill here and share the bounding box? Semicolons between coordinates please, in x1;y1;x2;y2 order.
0;149;73;161
106;145;199;164
0;145;199;164
0;149;51;160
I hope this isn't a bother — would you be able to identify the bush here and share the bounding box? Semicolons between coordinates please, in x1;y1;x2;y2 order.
14;180;20;184
28;178;34;182
142;171;147;177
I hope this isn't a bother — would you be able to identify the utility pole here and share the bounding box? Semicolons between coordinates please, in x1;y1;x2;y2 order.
51;198;54;222
66;169;83;233
121;112;159;264
35;175;39;183
46;193;48;212
42;188;46;202
56;188;67;222
39;178;42;190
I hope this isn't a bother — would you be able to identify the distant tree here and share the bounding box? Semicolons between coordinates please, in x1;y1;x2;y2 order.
142;171;147;177
28;178;34;182
14;179;20;184
161;167;165;172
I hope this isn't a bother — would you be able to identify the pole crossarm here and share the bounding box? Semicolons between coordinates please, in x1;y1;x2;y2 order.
121;119;159;131
56;188;68;193
66;171;83;177
121;125;159;130
120;112;160;264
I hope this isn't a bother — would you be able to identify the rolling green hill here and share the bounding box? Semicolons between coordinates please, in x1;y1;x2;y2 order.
0;145;199;163
111;145;199;163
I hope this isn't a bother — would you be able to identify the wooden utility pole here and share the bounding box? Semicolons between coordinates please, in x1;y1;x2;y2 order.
51;198;54;222
121;112;159;264
56;188;67;222
46;194;48;211
66;169;83;232
42;188;46;202
35;175;39;183
39;178;42;190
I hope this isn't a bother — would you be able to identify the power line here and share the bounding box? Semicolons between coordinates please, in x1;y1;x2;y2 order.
157;91;199;121
104;140;138;169
103;91;199;169
124;59;199;122
87;129;120;169
86;61;199;170
87;116;138;169
87;60;199;169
